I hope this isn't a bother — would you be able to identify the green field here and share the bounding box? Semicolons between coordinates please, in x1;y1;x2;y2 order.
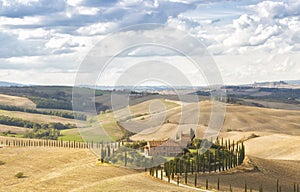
58;128;84;142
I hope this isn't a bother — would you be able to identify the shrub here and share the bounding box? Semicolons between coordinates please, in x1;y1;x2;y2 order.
248;133;259;139
15;172;24;178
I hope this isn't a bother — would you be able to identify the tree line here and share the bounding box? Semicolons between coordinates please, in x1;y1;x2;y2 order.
0;115;77;139
0;115;74;130
0;104;86;121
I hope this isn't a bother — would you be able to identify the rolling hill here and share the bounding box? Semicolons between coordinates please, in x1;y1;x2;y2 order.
0;147;197;192
0;94;36;108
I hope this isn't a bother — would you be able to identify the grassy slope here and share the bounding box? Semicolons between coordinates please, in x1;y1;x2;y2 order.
89;99;181;141
58;128;83;142
0;94;36;108
0;147;197;192
130;101;300;136
0;125;29;134
0;109;86;127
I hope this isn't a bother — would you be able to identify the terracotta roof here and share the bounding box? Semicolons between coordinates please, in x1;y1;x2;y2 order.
148;139;168;147
160;139;181;147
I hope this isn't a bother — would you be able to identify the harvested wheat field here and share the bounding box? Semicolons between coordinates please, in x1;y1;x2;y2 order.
0;94;36;108
0;147;197;192
129;100;300;141
187;156;300;192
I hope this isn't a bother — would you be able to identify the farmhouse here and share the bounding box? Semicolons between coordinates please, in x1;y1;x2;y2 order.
144;133;193;157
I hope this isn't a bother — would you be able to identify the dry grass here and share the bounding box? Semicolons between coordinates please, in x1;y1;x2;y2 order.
97;113;124;140
127;100;300;137
0;94;36;108
185;156;300;192
219;131;300;160
1;98;300;191
165;101;300;135
0;147;197;192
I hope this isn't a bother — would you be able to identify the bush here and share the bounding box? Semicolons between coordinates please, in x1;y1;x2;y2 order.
15;172;24;178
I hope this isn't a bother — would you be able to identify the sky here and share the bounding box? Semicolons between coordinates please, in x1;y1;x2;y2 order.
0;0;300;86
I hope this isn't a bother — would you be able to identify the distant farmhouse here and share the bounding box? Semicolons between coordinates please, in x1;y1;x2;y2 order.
144;131;195;157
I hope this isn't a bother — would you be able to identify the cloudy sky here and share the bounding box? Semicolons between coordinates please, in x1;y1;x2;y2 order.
0;0;299;86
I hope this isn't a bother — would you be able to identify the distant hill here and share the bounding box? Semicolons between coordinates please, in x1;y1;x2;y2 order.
247;80;300;89
0;81;24;87
286;80;300;85
252;80;287;87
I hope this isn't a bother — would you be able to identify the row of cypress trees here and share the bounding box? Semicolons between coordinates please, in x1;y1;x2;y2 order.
162;139;245;176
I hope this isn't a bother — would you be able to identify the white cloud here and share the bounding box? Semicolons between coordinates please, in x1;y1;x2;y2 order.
17;28;52;40
0;15;41;25
249;1;286;18
0;0;66;17
76;22;117;36
67;0;84;7
0;0;300;85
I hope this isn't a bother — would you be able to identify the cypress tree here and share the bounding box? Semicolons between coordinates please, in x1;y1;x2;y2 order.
172;161;175;180
107;145;111;157
196;154;199;173
208;152;211;173
175;158;178;175
224;152;227;170
124;151;127;167
214;151;217;172
194;173;197;187
100;147;105;163
222;148;225;171
177;174;179;186
191;159;194;174
167;162;171;182
216;150;220;172
187;158;190;173
217;177;220;190
164;162;168;177
184;163;188;184
206;178;208;189
221;137;224;147
202;154;205;173
179;159;182;175
229;152;232;169
277;179;279;192
239;142;245;165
